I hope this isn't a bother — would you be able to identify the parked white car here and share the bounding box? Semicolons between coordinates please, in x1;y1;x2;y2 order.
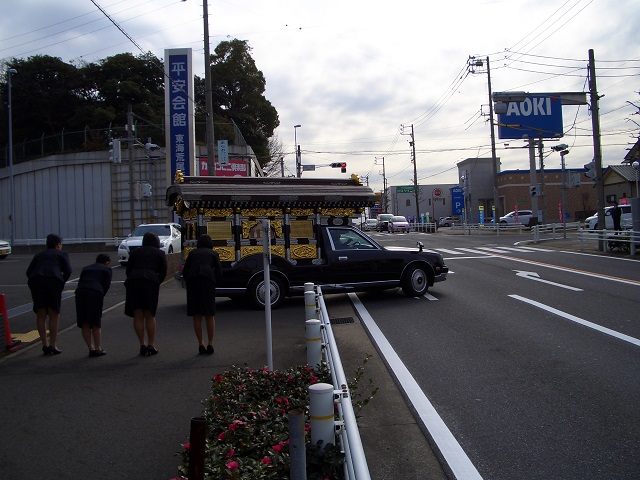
584;205;632;230
499;210;534;226
0;239;11;259
118;223;182;265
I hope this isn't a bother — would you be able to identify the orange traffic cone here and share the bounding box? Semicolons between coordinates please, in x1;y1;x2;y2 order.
0;294;22;351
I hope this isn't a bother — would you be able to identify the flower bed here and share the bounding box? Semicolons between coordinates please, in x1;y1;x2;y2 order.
176;365;343;479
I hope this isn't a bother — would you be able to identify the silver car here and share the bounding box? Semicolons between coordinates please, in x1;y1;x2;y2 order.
118;223;181;265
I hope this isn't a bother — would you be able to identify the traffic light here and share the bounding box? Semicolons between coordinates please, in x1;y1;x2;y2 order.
584;161;596;179
529;185;539;197
330;162;347;173
109;139;121;164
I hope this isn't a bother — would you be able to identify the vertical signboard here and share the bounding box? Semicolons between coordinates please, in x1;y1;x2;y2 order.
218;140;229;166
450;186;464;215
164;48;195;184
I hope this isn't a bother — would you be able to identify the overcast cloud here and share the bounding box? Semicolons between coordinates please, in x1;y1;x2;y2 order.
2;0;639;192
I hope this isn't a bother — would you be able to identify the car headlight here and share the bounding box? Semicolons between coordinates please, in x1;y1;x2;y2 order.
118;243;127;251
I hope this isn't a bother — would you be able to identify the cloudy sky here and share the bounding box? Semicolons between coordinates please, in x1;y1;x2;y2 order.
2;0;639;192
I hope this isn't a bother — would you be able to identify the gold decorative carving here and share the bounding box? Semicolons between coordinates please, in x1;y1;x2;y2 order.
291;208;315;217
241;245;285;259
319;208;356;217
214;246;235;262
183;246;196;259
204;208;233;218
241;208;283;218
290;244;317;259
242;220;283;239
174;170;185;183
290;220;314;239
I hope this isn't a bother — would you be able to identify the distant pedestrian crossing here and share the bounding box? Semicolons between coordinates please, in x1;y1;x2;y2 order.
425;245;553;256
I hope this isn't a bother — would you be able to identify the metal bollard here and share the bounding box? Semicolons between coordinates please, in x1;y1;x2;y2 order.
188;416;206;480
304;283;316;321
309;383;335;450
288;409;307;480
305;319;322;368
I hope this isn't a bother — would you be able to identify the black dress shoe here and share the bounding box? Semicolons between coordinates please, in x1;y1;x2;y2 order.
42;346;52;356
92;350;106;357
147;346;158;356
49;347;62;355
198;345;207;355
139;345;148;357
206;345;214;355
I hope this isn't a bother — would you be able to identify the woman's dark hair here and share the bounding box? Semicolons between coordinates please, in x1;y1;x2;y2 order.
96;253;111;265
142;231;160;248
197;234;214;249
46;233;62;249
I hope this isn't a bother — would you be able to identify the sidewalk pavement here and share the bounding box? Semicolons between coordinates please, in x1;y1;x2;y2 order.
0;280;448;480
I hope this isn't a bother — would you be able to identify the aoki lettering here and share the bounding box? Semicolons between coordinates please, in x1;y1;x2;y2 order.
506;97;553;116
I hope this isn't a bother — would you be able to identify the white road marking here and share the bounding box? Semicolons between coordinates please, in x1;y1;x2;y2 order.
509;295;640;348
349;293;484;480
513;270;583;291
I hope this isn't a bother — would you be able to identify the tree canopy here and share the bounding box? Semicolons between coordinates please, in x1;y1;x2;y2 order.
1;41;279;166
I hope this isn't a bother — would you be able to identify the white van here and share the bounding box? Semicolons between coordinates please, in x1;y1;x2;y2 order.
584;205;632;230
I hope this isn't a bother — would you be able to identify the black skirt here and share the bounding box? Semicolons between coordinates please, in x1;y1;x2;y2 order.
28;276;64;314
75;289;105;328
124;278;160;317
186;279;216;317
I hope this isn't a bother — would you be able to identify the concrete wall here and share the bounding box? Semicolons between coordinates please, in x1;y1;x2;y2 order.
0;143;259;243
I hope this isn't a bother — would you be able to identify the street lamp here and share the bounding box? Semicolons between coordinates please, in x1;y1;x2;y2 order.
294;124;301;178
7;68;17;247
633;161;639;199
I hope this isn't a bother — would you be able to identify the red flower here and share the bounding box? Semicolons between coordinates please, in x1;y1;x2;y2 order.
310;376;318;384
213;374;223;382
226;460;239;470
261;456;273;465
183;442;190;451
218;431;226;441
271;444;283;452
227;447;235;458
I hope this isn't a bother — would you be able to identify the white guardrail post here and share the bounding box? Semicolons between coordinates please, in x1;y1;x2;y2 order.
307;285;371;480
309;383;336;450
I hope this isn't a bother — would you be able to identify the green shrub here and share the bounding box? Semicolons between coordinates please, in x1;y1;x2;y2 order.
175;364;343;479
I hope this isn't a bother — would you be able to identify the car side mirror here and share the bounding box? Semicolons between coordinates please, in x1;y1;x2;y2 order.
417;241;424;252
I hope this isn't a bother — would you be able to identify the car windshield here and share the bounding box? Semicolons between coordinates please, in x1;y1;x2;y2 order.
390;216;407;222
131;225;171;237
329;228;378;250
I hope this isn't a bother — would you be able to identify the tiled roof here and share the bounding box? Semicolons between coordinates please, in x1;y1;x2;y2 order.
166;176;378;209
606;164;640;181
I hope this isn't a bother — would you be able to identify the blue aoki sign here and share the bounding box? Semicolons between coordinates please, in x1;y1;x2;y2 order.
497;94;564;140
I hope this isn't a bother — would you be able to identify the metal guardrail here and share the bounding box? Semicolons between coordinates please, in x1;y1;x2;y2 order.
306;284;371;480
12;237;122;247
577;228;639;255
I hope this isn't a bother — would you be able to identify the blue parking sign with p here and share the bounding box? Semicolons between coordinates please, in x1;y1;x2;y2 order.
451;186;464;215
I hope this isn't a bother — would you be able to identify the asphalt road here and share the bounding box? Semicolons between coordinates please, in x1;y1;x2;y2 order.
2;232;639;479
361;230;640;479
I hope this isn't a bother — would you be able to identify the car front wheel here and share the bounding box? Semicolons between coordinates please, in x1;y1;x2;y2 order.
248;275;285;309
401;265;430;297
